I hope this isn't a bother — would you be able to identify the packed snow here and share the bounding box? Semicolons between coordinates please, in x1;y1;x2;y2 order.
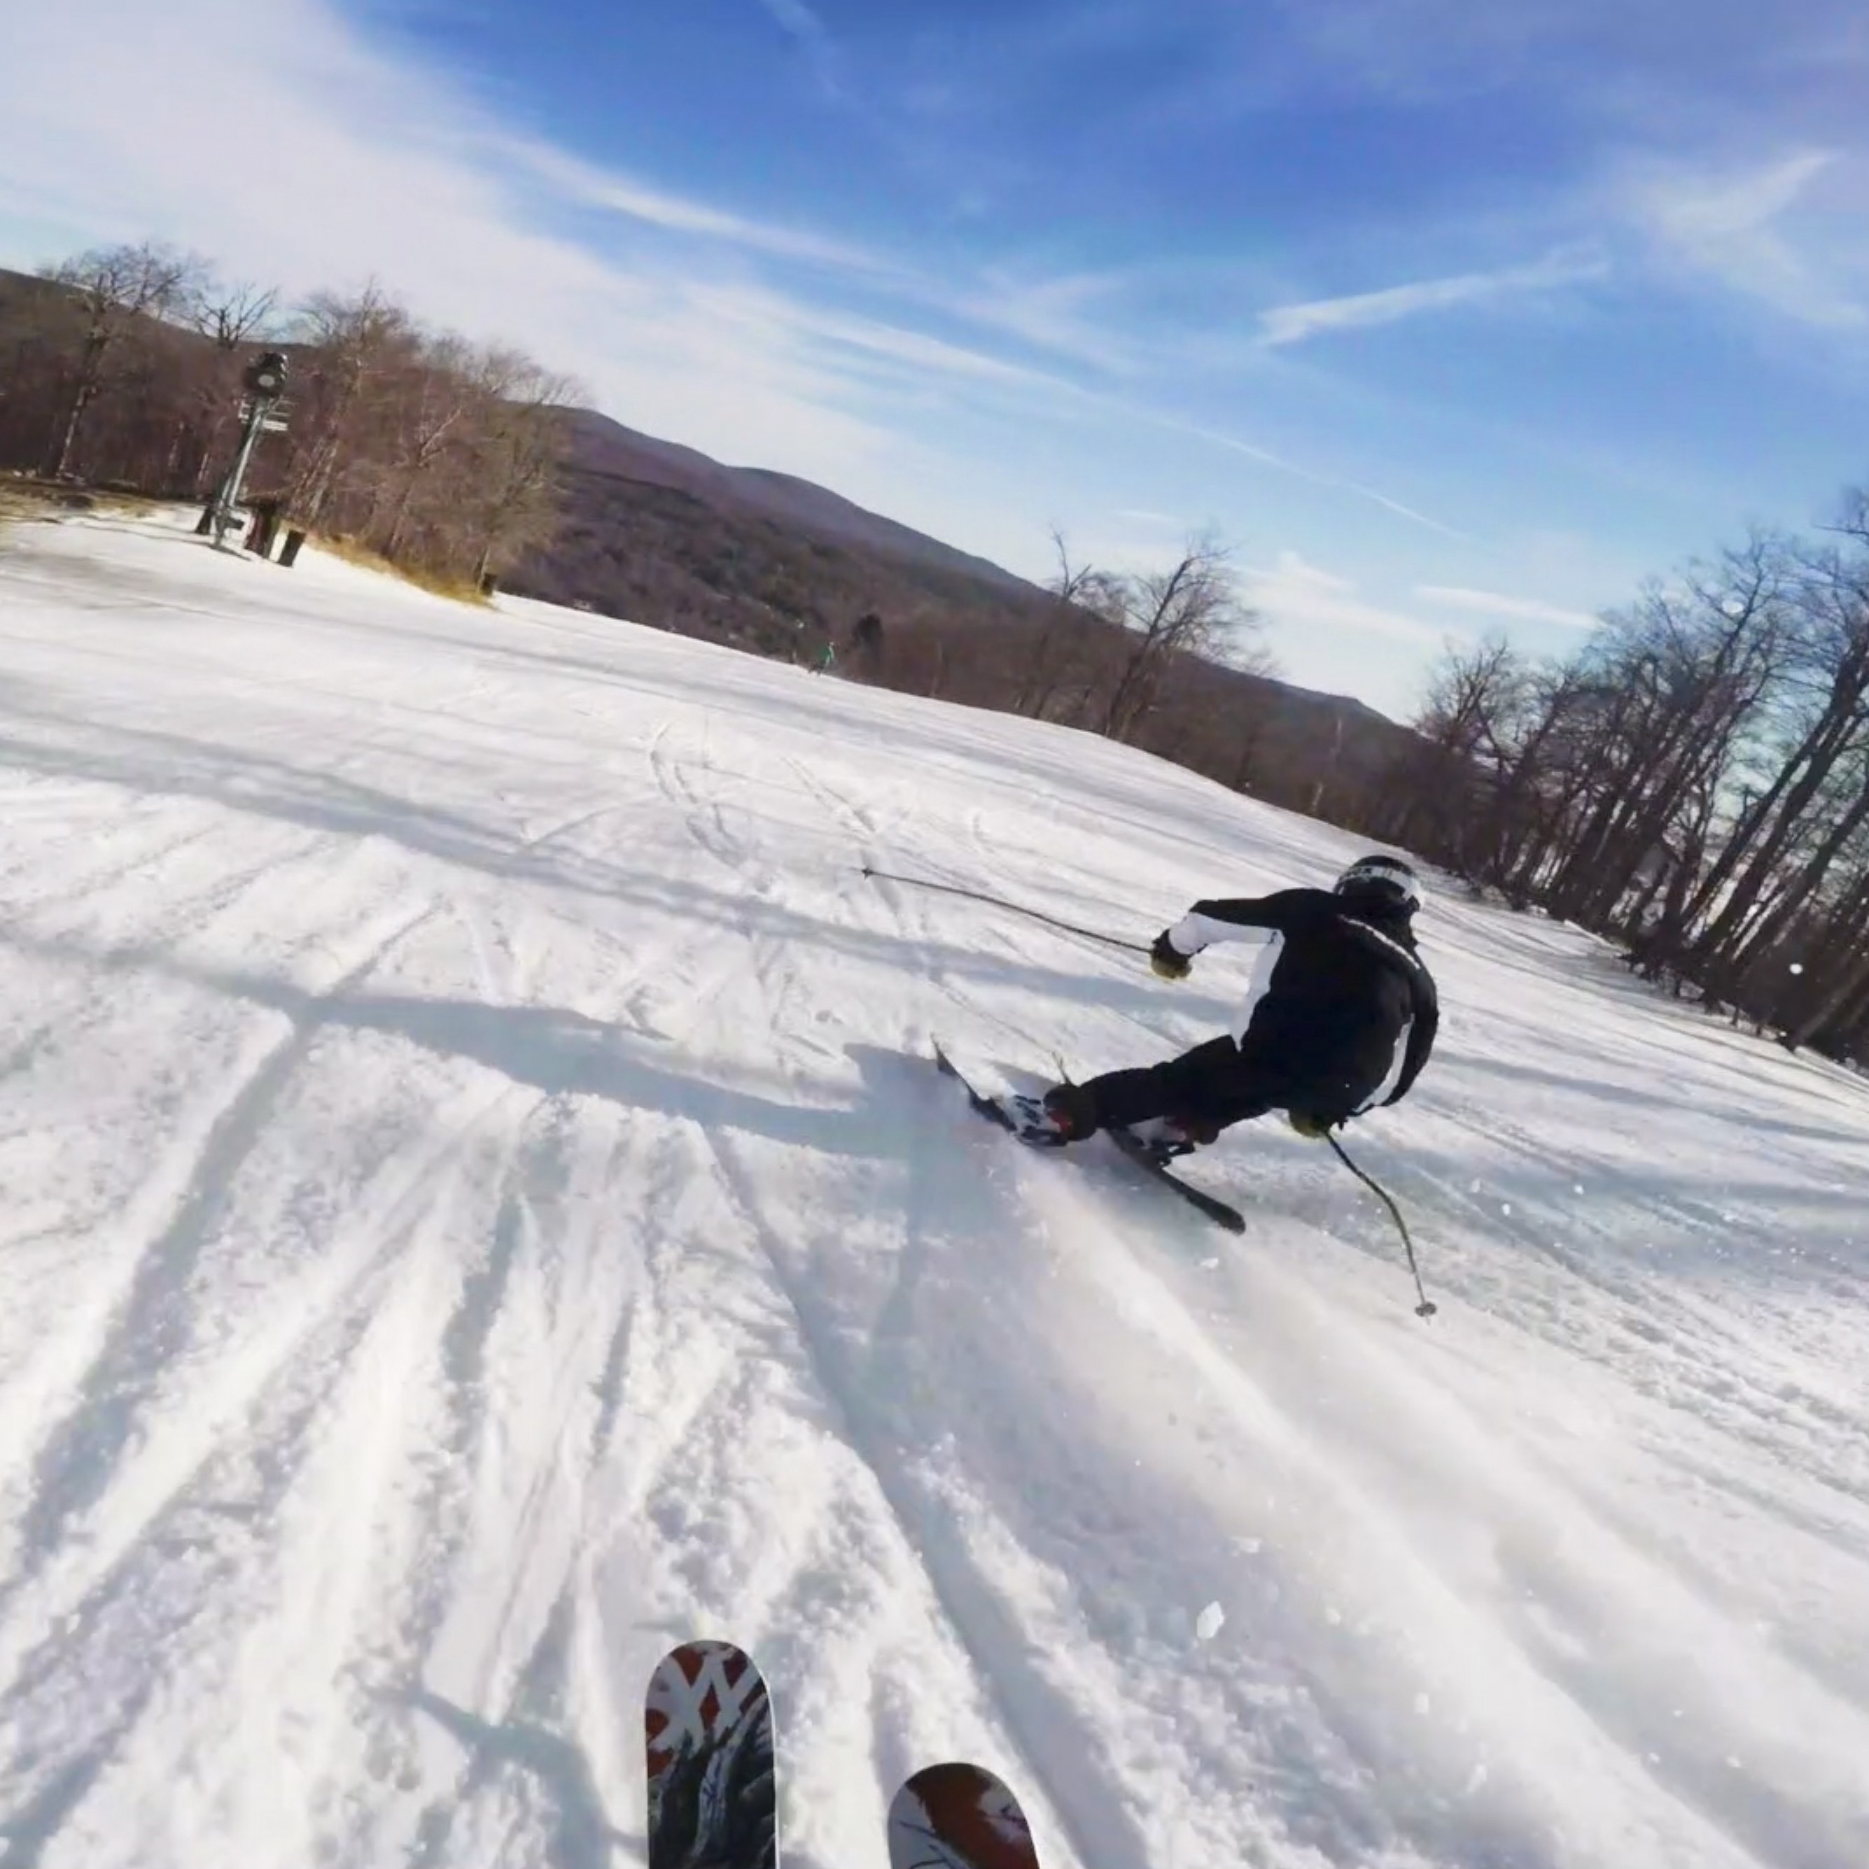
1;507;1866;1869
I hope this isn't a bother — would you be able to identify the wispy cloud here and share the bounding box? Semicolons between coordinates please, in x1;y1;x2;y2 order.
1103;0;1869;138
1263;0;1571;106
0;0;914;494
755;0;846;99
0;0;1470;553
1160;416;1467;539
0;0;1501;617
1245;553;1459;648
785;301;1067;389
951;268;1143;374
1622;149;1867;329
1258;246;1609;348
499;140;890;274
1416;584;1600;630
496;146;1181;386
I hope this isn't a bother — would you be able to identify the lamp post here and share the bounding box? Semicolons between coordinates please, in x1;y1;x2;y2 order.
203;350;290;549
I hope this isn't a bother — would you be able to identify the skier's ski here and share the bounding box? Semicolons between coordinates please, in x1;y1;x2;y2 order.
645;1641;777;1869
931;1039;1015;1132
887;1761;1041;1869
1049;1058;1247;1234
1104;1124;1246;1233
933;1041;1244;1233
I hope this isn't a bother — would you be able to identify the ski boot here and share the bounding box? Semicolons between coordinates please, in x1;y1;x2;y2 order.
1004;1082;1095;1149
1119;1113;1217;1166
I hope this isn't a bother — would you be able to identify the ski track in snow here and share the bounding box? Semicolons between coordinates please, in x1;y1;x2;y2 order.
0;510;1866;1869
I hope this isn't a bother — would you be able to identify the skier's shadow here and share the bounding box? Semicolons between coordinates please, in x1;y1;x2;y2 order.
397;1687;642;1869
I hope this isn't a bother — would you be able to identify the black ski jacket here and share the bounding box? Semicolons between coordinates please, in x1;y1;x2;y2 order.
1161;887;1438;1115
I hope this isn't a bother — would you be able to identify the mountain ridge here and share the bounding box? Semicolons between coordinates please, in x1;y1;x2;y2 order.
555;408;1035;597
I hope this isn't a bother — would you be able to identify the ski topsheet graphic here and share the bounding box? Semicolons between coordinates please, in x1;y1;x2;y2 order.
645;1642;1038;1869
645;1641;777;1869
887;1761;1042;1869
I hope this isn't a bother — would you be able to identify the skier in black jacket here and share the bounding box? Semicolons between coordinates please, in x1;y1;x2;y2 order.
1010;854;1438;1155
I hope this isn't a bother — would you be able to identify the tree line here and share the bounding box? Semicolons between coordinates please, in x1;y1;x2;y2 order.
882;528;1270;693
812;528;1297;781
0;241;574;589
1360;501;1869;1064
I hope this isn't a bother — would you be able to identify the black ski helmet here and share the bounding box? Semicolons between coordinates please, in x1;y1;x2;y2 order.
1334;854;1423;914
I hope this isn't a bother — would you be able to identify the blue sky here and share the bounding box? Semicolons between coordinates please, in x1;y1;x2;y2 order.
3;0;1867;717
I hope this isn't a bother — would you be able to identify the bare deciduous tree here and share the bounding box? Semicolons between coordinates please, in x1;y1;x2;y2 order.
1013;528;1109;722
188;279;280;351
39;242;206;478
1;245;574;593
1096;534;1249;742
285;284;417;528
461;355;578;586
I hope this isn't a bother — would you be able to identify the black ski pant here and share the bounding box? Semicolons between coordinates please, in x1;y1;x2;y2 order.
1074;1034;1370;1137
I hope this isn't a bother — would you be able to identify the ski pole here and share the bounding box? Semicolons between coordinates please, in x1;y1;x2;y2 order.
1325;1133;1437;1318
857;865;1152;955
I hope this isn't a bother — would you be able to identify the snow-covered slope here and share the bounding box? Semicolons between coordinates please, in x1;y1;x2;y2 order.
1;509;1865;1869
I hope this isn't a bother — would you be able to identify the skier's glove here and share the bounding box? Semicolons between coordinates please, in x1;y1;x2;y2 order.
1287;1111;1337;1140
1149;931;1191;980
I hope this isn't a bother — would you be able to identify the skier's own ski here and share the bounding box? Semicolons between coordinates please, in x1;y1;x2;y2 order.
887;1761;1042;1869
645;1641;777;1869
932;1041;1245;1234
